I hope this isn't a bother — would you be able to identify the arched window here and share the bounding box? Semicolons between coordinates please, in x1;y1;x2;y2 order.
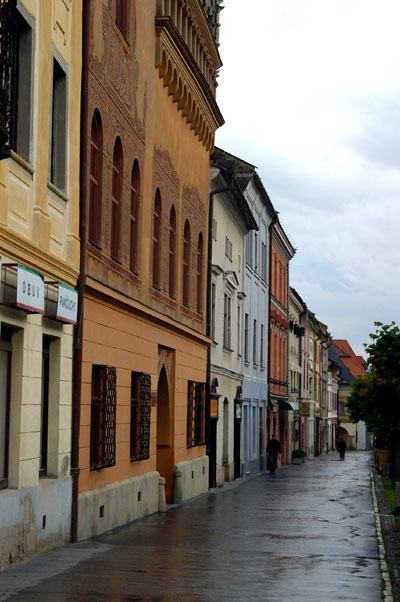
116;0;128;38
152;189;161;288
111;138;122;260
169;206;176;297
130;160;139;272
182;220;190;306
196;232;203;313
89;111;102;245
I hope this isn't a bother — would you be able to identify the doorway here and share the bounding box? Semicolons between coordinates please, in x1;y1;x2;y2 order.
156;365;173;502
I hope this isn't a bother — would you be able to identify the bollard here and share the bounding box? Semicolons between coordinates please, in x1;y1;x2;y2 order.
158;477;166;512
172;468;183;504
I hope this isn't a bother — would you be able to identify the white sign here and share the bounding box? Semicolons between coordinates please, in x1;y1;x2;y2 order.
57;283;78;324
16;265;44;313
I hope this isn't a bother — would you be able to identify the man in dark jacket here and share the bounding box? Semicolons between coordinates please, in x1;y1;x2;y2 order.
337;438;347;460
266;435;281;474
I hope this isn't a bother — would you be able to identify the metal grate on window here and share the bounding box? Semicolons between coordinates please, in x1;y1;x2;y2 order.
130;372;151;461
0;0;18;150
90;365;116;470
187;381;206;447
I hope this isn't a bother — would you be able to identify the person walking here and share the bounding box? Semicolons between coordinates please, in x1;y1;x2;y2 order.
337;438;347;460
266;435;281;475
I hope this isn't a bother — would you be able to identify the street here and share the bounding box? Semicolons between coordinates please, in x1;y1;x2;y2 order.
0;452;382;602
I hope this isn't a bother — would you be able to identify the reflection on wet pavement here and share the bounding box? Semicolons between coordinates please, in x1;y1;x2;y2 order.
0;452;382;601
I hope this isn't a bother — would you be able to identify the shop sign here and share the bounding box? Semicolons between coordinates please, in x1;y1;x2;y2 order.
56;283;78;324
299;401;310;417
16;265;44;313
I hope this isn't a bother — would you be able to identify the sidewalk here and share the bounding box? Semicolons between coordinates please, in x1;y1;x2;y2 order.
373;458;400;601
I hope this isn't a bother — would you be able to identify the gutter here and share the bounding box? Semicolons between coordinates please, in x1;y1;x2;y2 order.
71;0;89;543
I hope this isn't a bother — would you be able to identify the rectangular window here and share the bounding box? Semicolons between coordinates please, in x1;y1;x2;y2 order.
245;233;252;267
261;243;267;281
130;372;151;461
237;305;241;356
244;313;249;363
225;236;232;261
223;293;231;349
90;365;117;470
260;324;264;369
39;336;50;476
0;4;33;160
254;233;258;273
211;282;216;341
212;219;217;242
253;319;257;365
50;58;67;191
0;326;12;489
187;381;206;447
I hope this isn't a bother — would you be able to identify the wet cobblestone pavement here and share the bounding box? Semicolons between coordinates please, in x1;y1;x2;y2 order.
0;452;382;601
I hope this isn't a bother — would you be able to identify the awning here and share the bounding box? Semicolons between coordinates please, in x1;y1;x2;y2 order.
278;399;299;412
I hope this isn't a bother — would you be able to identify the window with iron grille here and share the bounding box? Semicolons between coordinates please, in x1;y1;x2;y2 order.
0;1;33;160
130;372;151;461
169;205;176;296
130;160;139;272
187;381;206;448
90;365;117;470
116;0;128;38
89;111;102;245
111;139;122;260
182;220;190;306
153;189;161;288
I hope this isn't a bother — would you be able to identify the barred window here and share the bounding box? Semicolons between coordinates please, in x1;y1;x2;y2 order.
187;381;206;448
130;372;151;461
90;365;116;470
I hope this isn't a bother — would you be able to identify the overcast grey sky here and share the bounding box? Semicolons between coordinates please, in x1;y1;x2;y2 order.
215;0;400;357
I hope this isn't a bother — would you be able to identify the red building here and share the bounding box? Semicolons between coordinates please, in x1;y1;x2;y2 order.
268;221;295;464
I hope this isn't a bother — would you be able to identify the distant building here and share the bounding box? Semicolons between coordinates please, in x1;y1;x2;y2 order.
329;339;368;450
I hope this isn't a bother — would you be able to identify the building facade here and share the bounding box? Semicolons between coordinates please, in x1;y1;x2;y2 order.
0;0;82;568
73;0;224;541
268;221;295;465
288;288;304;458
209;148;257;486
241;173;276;476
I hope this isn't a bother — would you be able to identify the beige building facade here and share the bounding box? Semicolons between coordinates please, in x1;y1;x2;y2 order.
0;0;82;569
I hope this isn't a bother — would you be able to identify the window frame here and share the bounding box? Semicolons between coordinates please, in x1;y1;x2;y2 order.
89;111;102;245
152;189;161;288
130;371;151;462
116;0;128;38
168;205;176;297
90;365;117;471
130;160;139;272
182;220;190;306
111;139;122;260
187;381;206;448
196;232;203;313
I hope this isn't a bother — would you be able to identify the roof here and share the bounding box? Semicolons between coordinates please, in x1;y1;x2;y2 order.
331;339;366;379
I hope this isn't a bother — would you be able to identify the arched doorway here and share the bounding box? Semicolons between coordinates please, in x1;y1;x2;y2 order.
157;365;173;502
337;426;350;449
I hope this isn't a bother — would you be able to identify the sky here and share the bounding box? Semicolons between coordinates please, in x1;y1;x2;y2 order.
214;0;400;357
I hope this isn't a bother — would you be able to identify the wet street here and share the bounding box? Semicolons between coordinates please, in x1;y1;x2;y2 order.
0;452;381;602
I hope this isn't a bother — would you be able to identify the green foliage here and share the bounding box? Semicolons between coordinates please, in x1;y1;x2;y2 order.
346;322;400;442
292;448;306;458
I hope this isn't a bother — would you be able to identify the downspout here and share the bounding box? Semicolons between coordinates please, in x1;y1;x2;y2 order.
71;0;89;543
266;215;278;442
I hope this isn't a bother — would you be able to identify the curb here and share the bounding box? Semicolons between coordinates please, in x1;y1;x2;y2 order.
370;459;394;602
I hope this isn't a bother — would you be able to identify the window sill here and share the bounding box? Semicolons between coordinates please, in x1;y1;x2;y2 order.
89;240;102;251
10;150;34;175
223;346;233;354
111;255;121;264
48;180;68;203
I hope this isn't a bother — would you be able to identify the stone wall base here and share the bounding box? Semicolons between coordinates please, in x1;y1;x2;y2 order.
172;456;208;503
77;471;160;541
0;477;72;571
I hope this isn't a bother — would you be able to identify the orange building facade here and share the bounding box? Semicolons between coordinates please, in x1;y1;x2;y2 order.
72;0;223;541
268;221;295;465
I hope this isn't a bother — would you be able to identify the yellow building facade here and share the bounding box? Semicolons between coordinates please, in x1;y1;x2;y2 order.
0;0;81;568
73;0;223;540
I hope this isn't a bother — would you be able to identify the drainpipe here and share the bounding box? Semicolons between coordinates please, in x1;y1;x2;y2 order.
71;0;89;543
266;214;278;442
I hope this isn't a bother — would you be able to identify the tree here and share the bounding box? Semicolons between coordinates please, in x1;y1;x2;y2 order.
347;322;400;479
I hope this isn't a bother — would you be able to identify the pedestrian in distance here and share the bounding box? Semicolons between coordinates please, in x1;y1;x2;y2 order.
266;435;281;475
337;438;347;461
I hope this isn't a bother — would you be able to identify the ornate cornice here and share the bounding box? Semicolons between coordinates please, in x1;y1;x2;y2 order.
155;16;224;150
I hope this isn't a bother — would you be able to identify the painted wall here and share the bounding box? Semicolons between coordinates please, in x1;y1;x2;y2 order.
0;0;82;569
